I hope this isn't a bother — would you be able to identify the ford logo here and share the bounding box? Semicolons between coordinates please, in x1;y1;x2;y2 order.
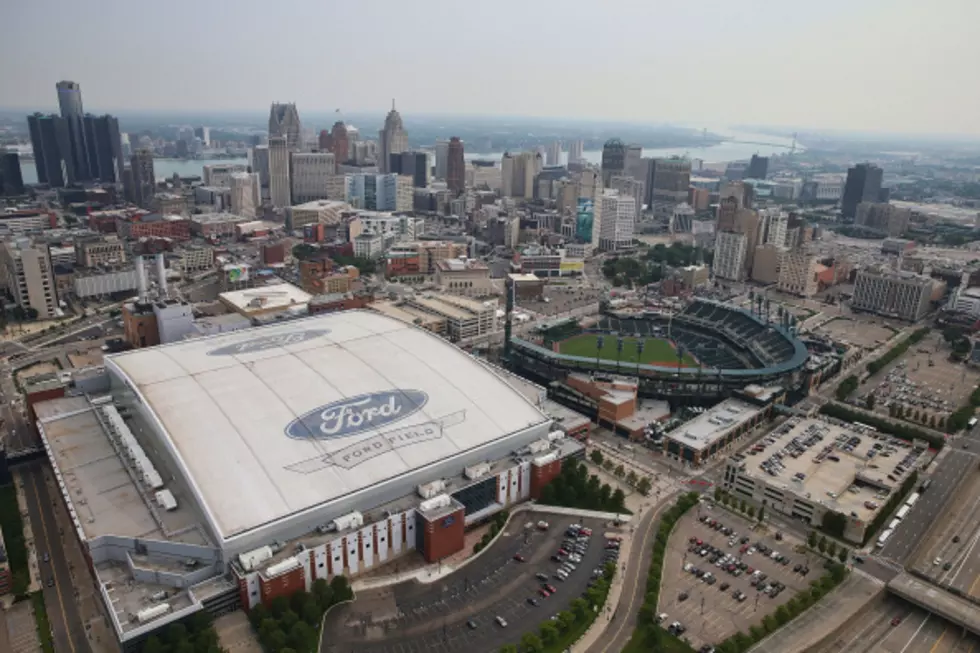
207;329;331;356
285;390;429;440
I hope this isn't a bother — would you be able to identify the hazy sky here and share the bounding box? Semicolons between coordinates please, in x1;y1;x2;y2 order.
3;0;978;134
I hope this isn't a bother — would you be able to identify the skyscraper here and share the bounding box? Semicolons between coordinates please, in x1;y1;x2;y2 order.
447;137;465;195
601;139;626;186
389;151;428;188
130;150;156;208
56;80;90;180
645;157;692;212
0;152;25;195
434;139;449;180
83;114;124;182
27;113;74;187
501;151;542;198
568;140;584;164
841;163;884;220
747;154;769;179
268;136;291;208
378;100;408;174
329;121;350;169
194;126;211;147
268;103;302;151
289;152;335;203
318;130;331;151
546;141;562;167
230;172;258;218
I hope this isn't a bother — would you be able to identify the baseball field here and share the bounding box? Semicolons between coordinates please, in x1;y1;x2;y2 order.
557;333;698;367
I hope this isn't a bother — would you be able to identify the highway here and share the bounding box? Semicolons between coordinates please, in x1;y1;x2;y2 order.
21;463;92;653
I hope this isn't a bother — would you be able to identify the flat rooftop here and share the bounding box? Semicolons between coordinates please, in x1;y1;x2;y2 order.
35;396;210;544
218;283;312;314
664;399;762;452
736;417;926;522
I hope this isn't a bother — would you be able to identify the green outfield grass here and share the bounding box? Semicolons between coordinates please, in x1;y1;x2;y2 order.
558;333;698;367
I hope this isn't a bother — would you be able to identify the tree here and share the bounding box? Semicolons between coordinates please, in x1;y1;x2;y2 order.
614;464;626;477
714;487;722;501
599;483;613;507
266;629;288;652
556;611;575;632
739;499;747;513
774;605;791;625
143;636;166;653
838;548;849;563
167;623;189;645
757;506;765;523
571;597;590;622
747;505;756;519
590;450;604;465
929;415;937;429
271;595;291;618
249;603;270;628
603;459;614;472
330;575;352;601
289;621;315;653
611;488;627;512
499;646;519;653
626;470;638;486
637;476;652;496
865;394;876;410
312;578;333;608
539;622;560;645
818;536;828;554
521;632;543;653
302;601;321;626
828;541;838;557
806;531;816;551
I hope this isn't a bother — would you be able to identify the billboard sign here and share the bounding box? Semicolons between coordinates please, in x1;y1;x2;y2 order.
285;390;429;440
559;260;585;274
575;198;594;242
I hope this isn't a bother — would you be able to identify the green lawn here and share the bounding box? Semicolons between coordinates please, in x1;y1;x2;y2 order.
558;334;697;367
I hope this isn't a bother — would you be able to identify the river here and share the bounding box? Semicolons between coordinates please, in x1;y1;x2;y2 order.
18;127;795;184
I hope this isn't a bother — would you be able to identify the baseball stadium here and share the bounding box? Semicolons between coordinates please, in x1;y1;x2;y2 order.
507;298;811;399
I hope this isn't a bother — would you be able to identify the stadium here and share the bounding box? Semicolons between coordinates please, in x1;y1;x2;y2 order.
33;311;581;648
508;298;811;399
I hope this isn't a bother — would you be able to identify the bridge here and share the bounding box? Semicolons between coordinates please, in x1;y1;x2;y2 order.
888;572;980;636
5;446;45;464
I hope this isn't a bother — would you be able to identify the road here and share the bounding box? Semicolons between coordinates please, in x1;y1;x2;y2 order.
21;462;92;653
585;493;680;653
880;449;976;563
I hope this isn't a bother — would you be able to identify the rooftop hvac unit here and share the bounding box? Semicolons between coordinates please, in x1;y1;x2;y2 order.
528;440;550;454
155;490;178;511
533;452;558;467
137;603;171;624
265;557;301;578
547;431;566;442
331;511;364;532
419;494;452;513
417;480;446;499
465;463;491;480
238;546;274;572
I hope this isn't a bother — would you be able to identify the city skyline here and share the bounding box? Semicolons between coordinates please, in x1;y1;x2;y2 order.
2;0;978;136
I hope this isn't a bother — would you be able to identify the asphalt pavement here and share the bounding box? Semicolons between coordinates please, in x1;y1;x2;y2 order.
21;463;92;653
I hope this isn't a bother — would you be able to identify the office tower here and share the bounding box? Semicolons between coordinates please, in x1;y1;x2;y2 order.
56;80;90;180
841;163;883;219
610;175;645;217
378;100;408;173
502;151;543;199
435;139;450;179
130;150;156;208
598;189;636;251
713;231;747;281
546;141;562;167
333;173;413;211
0;240;57;318
625;144;643;180
501;153;514;197
27;113;74;186
852;269;933;321
747;154;769;179
268;136;291;208
759;208;788;247
1;152;25;195
855;202;911;237
249;145;270;188
330;121;350;168
268;103;302;151
447;137;465;195
645;157;692;209
318;130;331;151
389;151;428;188
194;126;210;147
289;152;336;203
82;114;124;182
568;140;584;164
601;138;626;186
230;172;258;218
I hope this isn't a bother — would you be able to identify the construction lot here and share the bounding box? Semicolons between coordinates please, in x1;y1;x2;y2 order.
67;347;104;369
909;453;980;599
14;360;60;386
658;507;822;649
860;331;980;425
812;316;898;350
517;285;602;318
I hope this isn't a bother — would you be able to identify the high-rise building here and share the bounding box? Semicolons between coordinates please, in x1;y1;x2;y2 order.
249;146;270;189
645;157;692;211
27;113;74;187
290;152;336;203
598;189;636;251
82;115;124;182
500;151;542;198
330;121;350;168
713;231;747;281
317;130;331;151
852;269;933;321
759;208;788;247
329;174;413;211
546;141;562;167
746;154;769;179
447;137;465;195
0;240;57;318
625;144;643;181
194;126;210;147
601;138;626;186
378;100;408;174
130;150;156;208
268;136;291;208
56;80;90;181
855;202;910;237
609;175;644;217
389;151;428;188
568;140;584;164
268;103;302;151
0;152;26;195
777;250;820;297
434;139;449;180
841;163;883;219
230;172;259;218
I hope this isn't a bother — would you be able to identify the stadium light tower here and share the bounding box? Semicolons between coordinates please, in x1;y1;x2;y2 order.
595;335;605;372
616;337;625;374
636;339;645;380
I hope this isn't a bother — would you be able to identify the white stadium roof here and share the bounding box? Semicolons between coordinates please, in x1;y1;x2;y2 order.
105;311;550;542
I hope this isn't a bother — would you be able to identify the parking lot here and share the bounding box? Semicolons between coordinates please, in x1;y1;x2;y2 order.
859;331;980;425
658;508;822;649
321;516;622;653
812;316;898;350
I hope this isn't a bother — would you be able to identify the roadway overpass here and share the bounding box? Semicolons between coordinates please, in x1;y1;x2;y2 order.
888;573;980;635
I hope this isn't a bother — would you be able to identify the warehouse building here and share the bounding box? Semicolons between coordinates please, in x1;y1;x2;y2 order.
33;311;580;649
